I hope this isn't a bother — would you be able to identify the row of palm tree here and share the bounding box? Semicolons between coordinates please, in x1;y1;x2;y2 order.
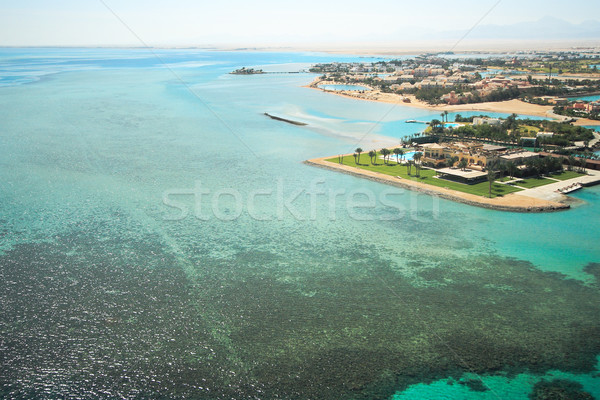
413;152;423;177
356;148;427;179
393;148;404;163
358;147;408;165
566;155;588;172
401;132;426;146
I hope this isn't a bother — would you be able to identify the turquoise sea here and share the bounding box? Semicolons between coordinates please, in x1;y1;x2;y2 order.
1;48;599;399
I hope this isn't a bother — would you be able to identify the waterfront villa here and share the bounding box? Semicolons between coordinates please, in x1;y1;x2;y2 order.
419;141;542;172
420;141;494;168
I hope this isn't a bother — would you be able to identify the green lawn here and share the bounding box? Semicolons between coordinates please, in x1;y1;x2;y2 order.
511;177;556;189
516;125;540;136
549;170;586;181
326;154;523;198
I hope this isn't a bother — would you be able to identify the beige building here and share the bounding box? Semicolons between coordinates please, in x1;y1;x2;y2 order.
421;142;491;167
499;151;539;163
473;117;503;127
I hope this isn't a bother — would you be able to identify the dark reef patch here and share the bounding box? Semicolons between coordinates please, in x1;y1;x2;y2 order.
584;262;600;283
1;229;600;399
458;378;489;392
529;379;593;400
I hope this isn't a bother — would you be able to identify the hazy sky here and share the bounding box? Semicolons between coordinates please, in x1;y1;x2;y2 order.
1;0;599;46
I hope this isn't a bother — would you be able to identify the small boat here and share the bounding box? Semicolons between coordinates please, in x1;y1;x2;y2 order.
558;183;582;194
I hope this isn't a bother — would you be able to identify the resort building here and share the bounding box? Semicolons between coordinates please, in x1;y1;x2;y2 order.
441;91;460;105
473;117;503;127
435;167;488;184
499;151;539;163
534;96;569;105
420;142;494;168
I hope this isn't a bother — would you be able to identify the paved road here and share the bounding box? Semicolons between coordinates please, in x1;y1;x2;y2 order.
517;169;600;202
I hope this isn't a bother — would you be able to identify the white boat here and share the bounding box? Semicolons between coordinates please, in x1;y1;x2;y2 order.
558;183;582;194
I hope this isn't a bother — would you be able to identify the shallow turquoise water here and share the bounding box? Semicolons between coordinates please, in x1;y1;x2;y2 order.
393;356;600;399
319;84;372;91
1;49;599;399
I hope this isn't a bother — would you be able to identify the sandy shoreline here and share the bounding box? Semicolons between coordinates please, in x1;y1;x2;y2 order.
305;156;570;213
307;79;600;126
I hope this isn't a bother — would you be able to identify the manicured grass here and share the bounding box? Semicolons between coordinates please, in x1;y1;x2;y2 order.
512;177;556;189
498;176;515;182
326;154;523;198
550;170;586;181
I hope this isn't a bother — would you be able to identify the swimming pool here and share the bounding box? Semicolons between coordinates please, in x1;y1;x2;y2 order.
444;122;461;128
385;151;416;163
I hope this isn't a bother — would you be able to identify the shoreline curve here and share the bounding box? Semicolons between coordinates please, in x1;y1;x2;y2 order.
304;157;570;213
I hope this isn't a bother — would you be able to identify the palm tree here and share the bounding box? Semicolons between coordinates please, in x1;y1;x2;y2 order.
487;168;496;198
458;158;468;171
503;113;519;132
413;152;423;177
525;159;539;178
579;157;587;173
506;161;517;179
567;155;576;171
368;150;376;165
355;148;363;164
393;148;403;164
486;160;498;198
381;148;390;164
559;156;567;171
449;156;459;168
407;160;412;175
440;113;445;127
444;110;449;123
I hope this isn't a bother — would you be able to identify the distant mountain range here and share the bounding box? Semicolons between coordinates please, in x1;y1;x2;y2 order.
430;17;600;41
